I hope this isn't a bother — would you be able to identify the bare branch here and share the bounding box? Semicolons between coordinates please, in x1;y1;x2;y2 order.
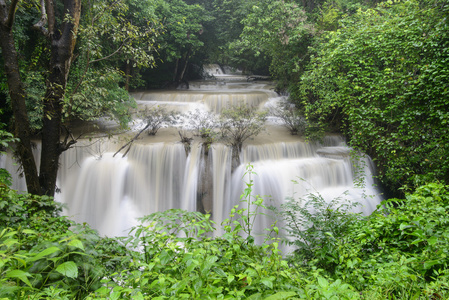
89;39;128;64
113;124;150;158
33;0;48;36
59;125;80;153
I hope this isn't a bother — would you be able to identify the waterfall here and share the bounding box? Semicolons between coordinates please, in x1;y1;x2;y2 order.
1;78;383;241
132;91;269;114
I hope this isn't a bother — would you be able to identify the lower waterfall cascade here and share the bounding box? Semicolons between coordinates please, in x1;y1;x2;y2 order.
1;69;383;244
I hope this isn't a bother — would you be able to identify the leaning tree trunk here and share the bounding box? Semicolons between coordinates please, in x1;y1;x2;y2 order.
39;0;81;196
0;0;41;194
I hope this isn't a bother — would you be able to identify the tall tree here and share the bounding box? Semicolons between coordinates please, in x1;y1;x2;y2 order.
1;0;82;195
0;0;41;194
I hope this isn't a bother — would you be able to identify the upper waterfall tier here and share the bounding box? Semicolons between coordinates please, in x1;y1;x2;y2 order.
131;90;272;114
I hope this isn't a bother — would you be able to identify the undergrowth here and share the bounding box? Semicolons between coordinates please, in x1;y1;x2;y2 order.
1;165;449;299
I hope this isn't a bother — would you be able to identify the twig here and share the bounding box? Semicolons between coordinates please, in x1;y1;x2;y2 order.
113;123;150;158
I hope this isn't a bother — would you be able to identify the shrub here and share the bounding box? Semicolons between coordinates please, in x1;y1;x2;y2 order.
220;104;267;153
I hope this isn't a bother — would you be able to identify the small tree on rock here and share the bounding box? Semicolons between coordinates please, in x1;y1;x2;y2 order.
141;106;179;136
269;100;306;135
220;104;267;165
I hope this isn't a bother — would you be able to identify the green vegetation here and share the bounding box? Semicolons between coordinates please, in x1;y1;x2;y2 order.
1;166;449;299
297;0;449;193
2;0;449;298
235;0;449;195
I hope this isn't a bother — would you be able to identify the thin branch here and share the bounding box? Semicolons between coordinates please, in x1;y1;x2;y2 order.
90;39;129;64
113;123;150;158
45;0;54;35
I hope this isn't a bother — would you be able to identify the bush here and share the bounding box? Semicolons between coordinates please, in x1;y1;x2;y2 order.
220;104;267;153
140;105;179;136
278;188;362;272
269;100;306;135
0;184;128;299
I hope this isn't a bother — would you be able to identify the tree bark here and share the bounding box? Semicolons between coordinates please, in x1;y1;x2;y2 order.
124;61;131;91
39;0;81;196
0;0;41;194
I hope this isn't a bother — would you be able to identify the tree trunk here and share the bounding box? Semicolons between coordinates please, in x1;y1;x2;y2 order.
0;1;41;195
173;58;179;82
124;61;131;91
179;54;190;82
39;0;81;196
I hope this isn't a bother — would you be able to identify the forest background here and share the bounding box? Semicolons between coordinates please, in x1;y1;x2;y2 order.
1;0;449;298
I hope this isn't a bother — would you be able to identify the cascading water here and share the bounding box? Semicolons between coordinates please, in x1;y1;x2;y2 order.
1;75;383;243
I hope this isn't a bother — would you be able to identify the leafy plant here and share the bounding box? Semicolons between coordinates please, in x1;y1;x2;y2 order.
277;181;362;272
0;184;128;299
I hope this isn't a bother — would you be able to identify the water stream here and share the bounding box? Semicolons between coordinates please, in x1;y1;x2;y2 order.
1;67;383;241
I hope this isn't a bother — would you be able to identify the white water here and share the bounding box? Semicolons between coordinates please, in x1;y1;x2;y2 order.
1;78;383;244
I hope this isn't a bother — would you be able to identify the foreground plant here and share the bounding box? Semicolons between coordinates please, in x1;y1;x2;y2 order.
2;164;449;299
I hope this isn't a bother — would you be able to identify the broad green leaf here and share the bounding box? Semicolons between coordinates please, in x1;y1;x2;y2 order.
5;270;32;287
317;276;329;288
427;236;438;246
28;246;61;262
260;276;274;289
424;260;440;270
21;229;36;235
55;261;78;279
68;239;85;251
247;293;262;300
264;292;297;300
214;267;227;277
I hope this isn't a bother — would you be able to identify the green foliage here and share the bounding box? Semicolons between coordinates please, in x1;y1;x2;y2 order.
4;167;449;298
88;169;306;299
279;182;449;298
299;0;449;192
0;185;131;299
67;68;135;127
239;0;312;88
0;123;17;151
279;186;362;272
337;183;449;285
